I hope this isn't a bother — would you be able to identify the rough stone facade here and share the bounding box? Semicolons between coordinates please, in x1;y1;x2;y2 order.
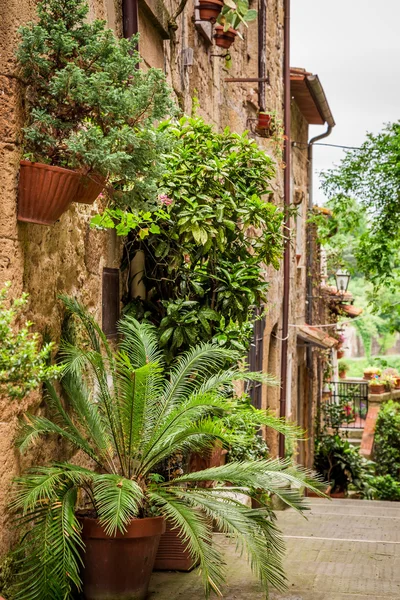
0;0;330;555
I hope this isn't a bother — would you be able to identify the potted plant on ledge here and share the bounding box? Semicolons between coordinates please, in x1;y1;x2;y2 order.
11;298;323;600
214;0;257;49
16;0;173;225
369;378;385;395
363;366;381;380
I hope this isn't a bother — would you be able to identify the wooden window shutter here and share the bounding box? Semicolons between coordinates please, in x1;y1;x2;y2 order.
102;268;120;338
248;310;266;409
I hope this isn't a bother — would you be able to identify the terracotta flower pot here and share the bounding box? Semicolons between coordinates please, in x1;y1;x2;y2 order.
74;173;106;204
395;378;400;389
79;515;165;600
214;25;237;49
257;112;272;130
198;0;223;22
154;519;199;571
18;160;80;225
337;350;345;359
369;384;385;395
364;372;373;380
339;371;346;379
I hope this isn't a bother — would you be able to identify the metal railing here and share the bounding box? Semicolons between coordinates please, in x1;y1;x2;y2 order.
323;381;369;429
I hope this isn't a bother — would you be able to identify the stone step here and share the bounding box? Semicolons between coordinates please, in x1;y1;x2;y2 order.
347;439;361;447
339;427;364;439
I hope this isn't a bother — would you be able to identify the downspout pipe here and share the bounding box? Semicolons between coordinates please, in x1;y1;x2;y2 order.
122;0;139;39
278;0;290;459
305;116;335;466
258;0;267;111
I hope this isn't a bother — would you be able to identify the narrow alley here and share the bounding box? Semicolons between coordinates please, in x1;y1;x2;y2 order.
149;498;400;600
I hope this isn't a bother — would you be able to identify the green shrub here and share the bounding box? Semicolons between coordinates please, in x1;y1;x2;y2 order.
93;115;284;359
374;400;400;478
370;474;400;501
17;0;174;205
0;283;60;399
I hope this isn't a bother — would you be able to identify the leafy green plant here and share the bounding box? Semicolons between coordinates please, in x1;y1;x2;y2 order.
314;434;365;494
338;361;349;376
374;400;400;478
321;122;400;286
93;115;283;359
12;297;322;599
17;0;174;204
364;366;382;376
369;474;400;501
0;283;60;399
217;0;257;36
314;398;370;494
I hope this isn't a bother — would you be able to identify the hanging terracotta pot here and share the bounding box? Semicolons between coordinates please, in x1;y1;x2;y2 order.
257;112;272;130
18;161;80;225
337;350;345;359
79;515;165;600
198;0;223;22
74;172;106;204
214;25;237;49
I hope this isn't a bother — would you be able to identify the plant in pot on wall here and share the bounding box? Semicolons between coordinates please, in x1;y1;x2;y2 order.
11;298;323;600
363;366;381;380
214;0;257;49
16;0;173;225
369;378;385;395
338;361;349;380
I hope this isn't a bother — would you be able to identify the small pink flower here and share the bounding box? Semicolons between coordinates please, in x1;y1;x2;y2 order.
158;194;173;206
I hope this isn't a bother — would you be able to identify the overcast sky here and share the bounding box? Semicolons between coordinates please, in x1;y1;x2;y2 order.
291;0;400;205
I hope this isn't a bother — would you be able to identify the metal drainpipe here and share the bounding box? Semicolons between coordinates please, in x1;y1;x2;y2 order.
305;124;333;465
122;0;139;40
306;125;333;323
258;0;267;111
278;0;291;459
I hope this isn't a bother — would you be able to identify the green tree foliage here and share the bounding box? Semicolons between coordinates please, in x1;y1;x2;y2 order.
0;283;60;399
17;0;174;204
374;400;400;478
12;297;322;599
93;115;284;358
321;123;400;285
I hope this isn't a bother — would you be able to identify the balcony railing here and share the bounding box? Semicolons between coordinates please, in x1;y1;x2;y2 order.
323;381;369;429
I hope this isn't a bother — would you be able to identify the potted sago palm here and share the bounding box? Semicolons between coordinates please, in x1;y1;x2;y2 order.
11;297;323;600
214;0;257;49
16;0;173;224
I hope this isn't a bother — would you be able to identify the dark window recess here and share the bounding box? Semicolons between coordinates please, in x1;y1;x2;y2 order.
102;268;120;338
247;313;266;409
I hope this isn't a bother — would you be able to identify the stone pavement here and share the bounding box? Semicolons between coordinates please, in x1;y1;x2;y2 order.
148;498;400;600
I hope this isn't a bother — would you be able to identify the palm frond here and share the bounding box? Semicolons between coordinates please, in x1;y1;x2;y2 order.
158;344;238;424
60;375;113;466
17;413;102;467
168;488;287;592
118;315;165;369
13;482;83;600
139;394;236;476
59;295;110;357
149;489;225;598
168;459;326;510
11;465;94;515
93;474;143;535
